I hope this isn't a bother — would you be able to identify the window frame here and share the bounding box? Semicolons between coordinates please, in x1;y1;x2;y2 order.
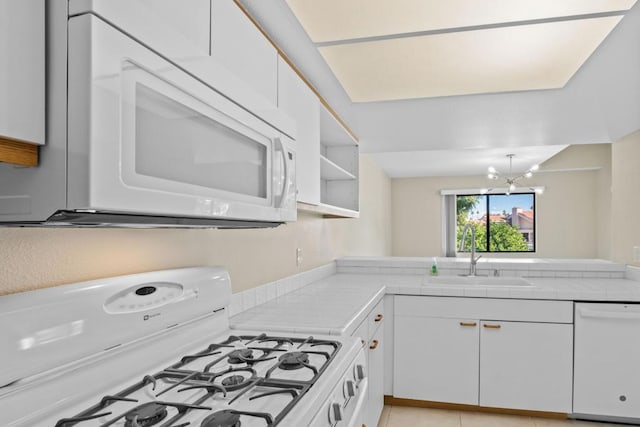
456;192;537;254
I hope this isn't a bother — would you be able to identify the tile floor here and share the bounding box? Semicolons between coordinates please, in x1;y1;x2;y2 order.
377;406;633;427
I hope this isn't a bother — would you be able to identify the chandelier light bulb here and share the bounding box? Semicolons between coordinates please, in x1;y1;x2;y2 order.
485;154;541;195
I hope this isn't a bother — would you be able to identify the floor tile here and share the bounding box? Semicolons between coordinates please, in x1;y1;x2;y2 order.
533;418;574;427
533;418;573;427
386;406;461;427
377;405;391;427
460;411;535;427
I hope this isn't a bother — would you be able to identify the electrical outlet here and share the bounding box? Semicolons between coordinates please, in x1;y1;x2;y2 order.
296;248;303;266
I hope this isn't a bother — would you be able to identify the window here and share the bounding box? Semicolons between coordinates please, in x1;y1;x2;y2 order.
456;193;536;253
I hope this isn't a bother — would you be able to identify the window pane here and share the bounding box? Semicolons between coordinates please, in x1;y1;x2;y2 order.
456;195;487;252
487;194;534;252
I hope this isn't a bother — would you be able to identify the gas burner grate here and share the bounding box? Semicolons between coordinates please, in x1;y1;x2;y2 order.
54;334;341;427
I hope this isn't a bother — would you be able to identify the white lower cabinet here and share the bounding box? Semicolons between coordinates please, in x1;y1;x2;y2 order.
479;320;573;412
393;296;573;414
394;316;479;405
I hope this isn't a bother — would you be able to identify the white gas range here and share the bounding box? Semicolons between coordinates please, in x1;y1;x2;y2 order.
0;267;366;427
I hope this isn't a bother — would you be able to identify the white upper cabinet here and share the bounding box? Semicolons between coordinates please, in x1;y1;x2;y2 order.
277;56;320;205
0;0;44;145
68;0;211;58
210;0;278;106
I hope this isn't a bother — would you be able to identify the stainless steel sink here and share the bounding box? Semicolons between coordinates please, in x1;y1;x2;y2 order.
423;275;533;287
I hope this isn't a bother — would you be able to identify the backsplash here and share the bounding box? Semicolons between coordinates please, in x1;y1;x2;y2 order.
336;257;626;279
228;262;336;316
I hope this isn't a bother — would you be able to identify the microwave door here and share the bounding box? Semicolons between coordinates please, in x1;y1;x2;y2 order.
120;60;278;214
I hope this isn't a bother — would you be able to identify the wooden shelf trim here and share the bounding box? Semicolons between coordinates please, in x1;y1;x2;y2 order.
232;0;359;144
0;136;39;167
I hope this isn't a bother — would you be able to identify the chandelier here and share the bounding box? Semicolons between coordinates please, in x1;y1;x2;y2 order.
483;154;541;195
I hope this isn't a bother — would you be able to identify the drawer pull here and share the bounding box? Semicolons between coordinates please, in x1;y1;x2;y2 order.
369;339;380;350
374;314;384;322
483;323;501;329
459;322;477;327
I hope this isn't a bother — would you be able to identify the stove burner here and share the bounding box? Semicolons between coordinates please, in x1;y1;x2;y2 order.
124;402;168;427
227;348;253;364
221;374;246;387
201;410;241;427
278;352;310;370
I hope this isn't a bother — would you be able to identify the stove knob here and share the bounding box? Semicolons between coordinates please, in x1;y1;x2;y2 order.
328;402;343;424
354;364;366;382
344;379;356;398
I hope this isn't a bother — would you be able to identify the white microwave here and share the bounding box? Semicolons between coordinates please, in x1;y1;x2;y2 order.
0;10;296;228
69;14;297;226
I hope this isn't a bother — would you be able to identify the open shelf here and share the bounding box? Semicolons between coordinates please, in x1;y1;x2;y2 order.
297;201;360;219
320;155;356;181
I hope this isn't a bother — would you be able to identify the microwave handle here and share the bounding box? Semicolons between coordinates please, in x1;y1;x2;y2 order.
275;136;292;209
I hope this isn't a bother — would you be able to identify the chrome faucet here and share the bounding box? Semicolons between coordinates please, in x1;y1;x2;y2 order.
459;223;482;276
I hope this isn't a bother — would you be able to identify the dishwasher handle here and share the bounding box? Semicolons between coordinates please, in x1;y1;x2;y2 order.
578;306;640;320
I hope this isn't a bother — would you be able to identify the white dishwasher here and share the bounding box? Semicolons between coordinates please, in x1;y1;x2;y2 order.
574;302;640;421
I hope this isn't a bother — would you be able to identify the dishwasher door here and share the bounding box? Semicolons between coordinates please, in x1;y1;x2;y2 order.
574;303;640;419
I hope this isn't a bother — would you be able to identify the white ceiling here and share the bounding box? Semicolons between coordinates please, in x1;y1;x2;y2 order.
369;146;568;178
319;16;622;102
285;0;637;42
239;0;640;178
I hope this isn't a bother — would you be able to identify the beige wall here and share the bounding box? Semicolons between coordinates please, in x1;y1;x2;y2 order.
0;154;392;296
392;144;612;259
611;130;640;266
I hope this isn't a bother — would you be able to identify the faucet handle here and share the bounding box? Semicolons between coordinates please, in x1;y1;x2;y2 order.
473;255;482;263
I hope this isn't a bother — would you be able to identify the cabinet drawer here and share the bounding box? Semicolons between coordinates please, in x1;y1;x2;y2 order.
395;296;572;323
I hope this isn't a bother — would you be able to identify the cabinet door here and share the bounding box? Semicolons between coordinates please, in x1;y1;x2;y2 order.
394;316;479;405
277;56;320;204
479;321;573;413
211;0;277;105
365;326;384;427
0;0;44;145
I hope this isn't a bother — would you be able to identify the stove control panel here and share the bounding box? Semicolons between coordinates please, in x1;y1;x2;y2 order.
103;282;187;314
310;350;368;427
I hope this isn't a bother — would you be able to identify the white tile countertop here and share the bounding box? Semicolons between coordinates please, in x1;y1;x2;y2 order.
230;258;640;335
230;274;385;336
